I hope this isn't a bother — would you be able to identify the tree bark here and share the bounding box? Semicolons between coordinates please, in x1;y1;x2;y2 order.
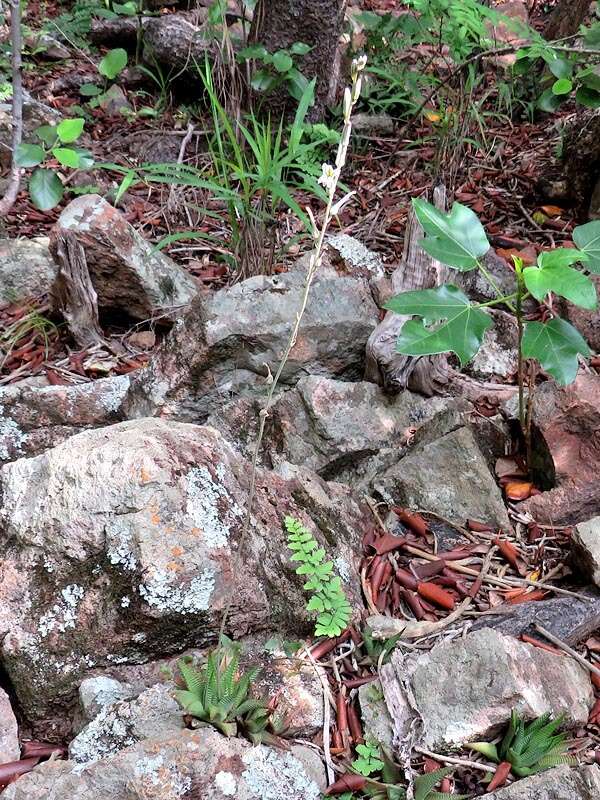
0;0;23;220
544;0;591;40
249;0;346;120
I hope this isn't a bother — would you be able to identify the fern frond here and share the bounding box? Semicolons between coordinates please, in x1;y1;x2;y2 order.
178;659;203;695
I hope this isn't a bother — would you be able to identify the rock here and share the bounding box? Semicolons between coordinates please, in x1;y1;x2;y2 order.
457;250;516;304
0;418;367;728
50;195;198;321
472;588;600;645
0;375;130;467
511;374;600;524
77;676;134;725
351;113;395;135
379;628;593;752
142;15;210;71
479;764;600;800
0;237;57;305
358;680;393;752
2;728;326;800
469;310;518;380
97;84;132;116
572;518;600;586
0;686;19;764
69;684;182;764
125;267;379;421
374;426;511;529
264;378;465;479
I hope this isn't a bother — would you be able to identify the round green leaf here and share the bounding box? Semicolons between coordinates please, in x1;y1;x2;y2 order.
98;48;128;80
548;58;572;80
522;318;591;385
578;67;600;92
56;117;85;144
79;83;102;97
251;69;277;92
52;147;81;168
552;78;573;96
273;50;293;73
290;41;312;55
35;124;59;147
537;88;562;112
29;168;64;211
14;143;45;167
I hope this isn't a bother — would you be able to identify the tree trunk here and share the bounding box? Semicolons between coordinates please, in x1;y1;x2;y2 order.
544;0;591;40
249;0;346;119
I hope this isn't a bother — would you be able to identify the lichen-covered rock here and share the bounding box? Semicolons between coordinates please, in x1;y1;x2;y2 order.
358;680;393;752
0;686;19;764
0;375;129;467
571;517;600;587
0;238;57;305
50;195;198;320
69;684;182;764
479;764;600;800
2;728;326;800
0;418;367;729
379;628;593;752
142;14;210;71
77;676;134;726
125;266;379;421
374;426;511;529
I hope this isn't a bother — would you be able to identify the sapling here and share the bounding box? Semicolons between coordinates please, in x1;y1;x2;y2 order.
386;198;600;465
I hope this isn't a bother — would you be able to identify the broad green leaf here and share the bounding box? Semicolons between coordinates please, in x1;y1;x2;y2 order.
250;69;277;92
576;86;600;108
14;143;44;167
79;83;102;97
548;58;572;80
573;220;600;273
273;50;293;73
237;44;269;60
56;117;85;144
52;147;81;168
522;318;591;385
578;67;600;92
524;259;596;310
536;248;588;270
388;285;492;366
98;48;128;80
113;1;137;14
552;78;572;95
538;88;562;112
73;148;95;169
35;124;58;147
29;168;64;210
412;199;490;270
290;41;312;55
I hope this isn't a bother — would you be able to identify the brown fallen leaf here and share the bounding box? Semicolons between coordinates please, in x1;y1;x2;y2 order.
505;481;533;501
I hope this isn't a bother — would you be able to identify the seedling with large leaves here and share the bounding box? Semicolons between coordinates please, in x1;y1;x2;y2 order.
386;199;599;407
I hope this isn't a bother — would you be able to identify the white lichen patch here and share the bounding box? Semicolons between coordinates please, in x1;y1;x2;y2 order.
334;555;352;584
133;754;192;796
138;566;215;614
0;404;28;461
70;705;136;764
185;464;243;549
214;770;237;796
241;747;320;800
106;518;137;571
38;584;85;638
99;375;130;413
121;596;131;608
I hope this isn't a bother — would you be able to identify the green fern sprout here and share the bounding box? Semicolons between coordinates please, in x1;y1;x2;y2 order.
470;710;576;778
175;642;274;743
353;741;385;777
284;516;352;638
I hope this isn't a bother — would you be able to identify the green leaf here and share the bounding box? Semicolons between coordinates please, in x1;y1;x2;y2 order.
524;257;597;310
552;78;573;95
98;48;128;80
538;88;563;112
29;168;64;210
52;147;81;168
73;148;95;169
290;41;312;55
386;285;492;366
237;44;269;60
35;124;58;147
548;58;572;79
56;117;85;144
576;86;600;108
573;219;600;273
250;69;277;92
79;83;102;97
522;318;591;384
273;50;293;73
14;143;45;167
113;1;137;14
412;198;490;270
578;67;600;92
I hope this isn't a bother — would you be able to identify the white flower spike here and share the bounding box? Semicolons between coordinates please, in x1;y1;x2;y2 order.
318;163;338;193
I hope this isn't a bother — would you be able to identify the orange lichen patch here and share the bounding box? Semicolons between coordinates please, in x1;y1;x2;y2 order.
171;545;184;557
151;512;161;525
140;466;152;483
166;561;182;572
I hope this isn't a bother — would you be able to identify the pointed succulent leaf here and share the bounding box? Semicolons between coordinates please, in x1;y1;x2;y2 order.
414;767;453;800
521;318;591;384
469;742;499;762
412;198;490;270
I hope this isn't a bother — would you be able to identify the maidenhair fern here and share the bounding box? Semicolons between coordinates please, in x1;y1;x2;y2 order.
284;516;351;638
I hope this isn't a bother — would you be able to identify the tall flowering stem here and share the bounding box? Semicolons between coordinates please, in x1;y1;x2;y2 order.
219;56;367;638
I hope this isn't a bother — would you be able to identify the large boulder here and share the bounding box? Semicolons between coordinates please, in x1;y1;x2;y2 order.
374;426;511;529
379;628;593;752
0;238;57;305
0;686;19;764
0;418;367;729
479;765;600;800
125;267;380;421
1;728;325;800
571;517;600;587
50;195;198;321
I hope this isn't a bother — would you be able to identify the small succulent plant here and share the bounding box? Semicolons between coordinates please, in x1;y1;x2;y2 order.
471;710;576;779
175;641;275;744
